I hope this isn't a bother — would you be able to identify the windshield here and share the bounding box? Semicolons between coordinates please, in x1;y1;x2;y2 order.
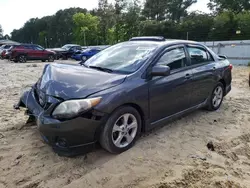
84;42;159;74
61;45;72;50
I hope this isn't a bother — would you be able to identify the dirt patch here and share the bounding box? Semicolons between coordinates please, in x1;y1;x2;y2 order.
0;60;250;188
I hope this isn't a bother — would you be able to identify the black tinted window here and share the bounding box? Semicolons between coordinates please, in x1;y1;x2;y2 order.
33;46;44;50
187;47;213;65
156;47;186;70
23;45;33;49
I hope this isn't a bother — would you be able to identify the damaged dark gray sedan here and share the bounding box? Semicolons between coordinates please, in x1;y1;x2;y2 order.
15;38;232;156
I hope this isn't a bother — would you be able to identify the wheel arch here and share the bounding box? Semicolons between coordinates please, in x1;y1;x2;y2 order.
218;78;226;95
95;102;146;142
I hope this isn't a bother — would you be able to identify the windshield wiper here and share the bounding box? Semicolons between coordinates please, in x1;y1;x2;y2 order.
89;66;113;73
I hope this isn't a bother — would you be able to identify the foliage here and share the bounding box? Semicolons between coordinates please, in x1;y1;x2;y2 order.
8;0;250;47
72;13;99;45
208;0;250;14
0;24;3;39
11;8;87;47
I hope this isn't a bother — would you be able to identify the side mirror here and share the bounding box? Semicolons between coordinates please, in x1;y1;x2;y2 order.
151;65;171;77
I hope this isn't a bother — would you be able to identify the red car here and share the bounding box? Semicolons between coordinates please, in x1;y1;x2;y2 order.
10;44;56;63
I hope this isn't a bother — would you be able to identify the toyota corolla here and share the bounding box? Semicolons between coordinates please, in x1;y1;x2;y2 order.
15;37;232;156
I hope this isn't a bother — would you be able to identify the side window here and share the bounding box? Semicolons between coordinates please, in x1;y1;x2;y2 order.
70;46;76;51
187;47;213;65
33;46;44;51
24;45;33;49
76;46;81;50
156;47;187;71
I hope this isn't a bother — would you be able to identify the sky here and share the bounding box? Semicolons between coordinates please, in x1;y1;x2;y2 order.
0;0;210;35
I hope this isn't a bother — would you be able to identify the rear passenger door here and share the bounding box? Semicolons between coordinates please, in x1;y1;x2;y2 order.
186;45;218;106
32;46;45;60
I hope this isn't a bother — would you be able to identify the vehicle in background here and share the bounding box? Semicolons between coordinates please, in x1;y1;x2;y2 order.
0;45;12;59
10;44;56;63
1;45;18;60
15;37;232;156
72;47;102;61
49;44;81;60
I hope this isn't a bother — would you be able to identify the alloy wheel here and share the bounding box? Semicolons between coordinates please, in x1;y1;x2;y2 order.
19;55;26;63
81;56;87;61
48;55;54;62
112;113;138;148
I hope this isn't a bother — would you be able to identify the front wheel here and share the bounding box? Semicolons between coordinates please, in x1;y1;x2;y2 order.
100;106;141;154
206;83;224;111
48;55;54;62
19;55;27;63
81;56;87;62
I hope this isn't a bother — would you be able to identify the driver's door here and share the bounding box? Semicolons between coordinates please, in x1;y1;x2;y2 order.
149;45;194;124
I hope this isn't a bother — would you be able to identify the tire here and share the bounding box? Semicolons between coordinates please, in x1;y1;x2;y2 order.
81;56;87;62
62;55;68;60
19;55;27;63
13;59;18;63
206;82;224;111
100;106;142;154
41;60;46;62
48;55;54;62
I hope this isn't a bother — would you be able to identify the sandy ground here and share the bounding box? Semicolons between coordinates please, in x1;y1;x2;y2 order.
0;59;250;188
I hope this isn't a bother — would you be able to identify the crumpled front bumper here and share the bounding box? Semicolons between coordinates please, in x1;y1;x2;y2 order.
16;87;106;156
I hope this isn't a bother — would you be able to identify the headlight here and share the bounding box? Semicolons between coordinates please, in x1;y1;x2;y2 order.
52;97;101;119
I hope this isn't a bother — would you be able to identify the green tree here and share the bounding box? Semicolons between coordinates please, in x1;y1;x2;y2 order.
208;0;250;14
72;13;99;45
178;12;214;40
209;11;238;41
0;25;3;39
97;0;115;44
122;0;141;40
143;0;167;21
235;11;250;39
166;0;197;22
11;8;87;47
114;0;127;42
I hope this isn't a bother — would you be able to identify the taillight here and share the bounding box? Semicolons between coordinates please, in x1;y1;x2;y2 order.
229;64;233;70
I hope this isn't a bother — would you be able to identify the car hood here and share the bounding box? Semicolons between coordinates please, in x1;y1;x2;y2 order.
45;49;56;54
37;63;126;100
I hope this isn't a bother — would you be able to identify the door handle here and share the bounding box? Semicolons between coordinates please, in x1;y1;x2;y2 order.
185;73;192;79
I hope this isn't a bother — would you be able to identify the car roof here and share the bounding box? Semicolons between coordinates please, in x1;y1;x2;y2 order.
129;36;165;42
124;39;203;47
63;44;80;46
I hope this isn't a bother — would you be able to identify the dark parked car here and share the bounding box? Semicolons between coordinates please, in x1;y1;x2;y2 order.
15;38;232;156
72;47;102;61
10;44;56;63
50;44;82;60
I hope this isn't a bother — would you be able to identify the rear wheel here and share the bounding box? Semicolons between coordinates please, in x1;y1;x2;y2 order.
19;55;27;63
206;82;224;111
100;106;141;154
48;55;54;62
81;56;87;61
62;55;68;60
